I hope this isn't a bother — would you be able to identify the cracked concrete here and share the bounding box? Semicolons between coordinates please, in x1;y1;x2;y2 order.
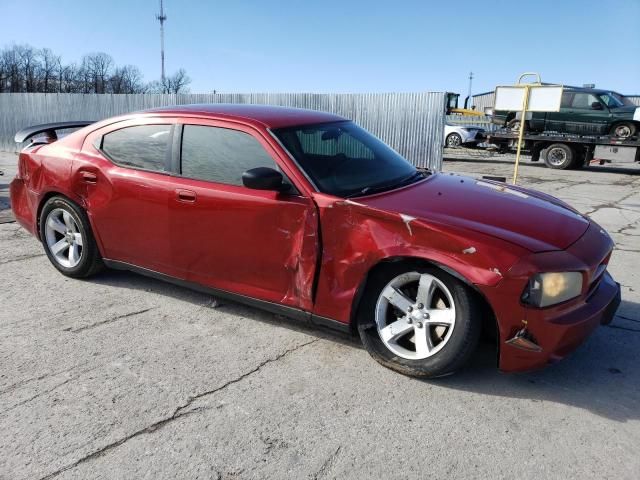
1;151;640;480
38;339;318;480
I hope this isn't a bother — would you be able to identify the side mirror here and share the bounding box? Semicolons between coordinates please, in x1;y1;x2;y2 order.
591;102;604;110
242;167;287;191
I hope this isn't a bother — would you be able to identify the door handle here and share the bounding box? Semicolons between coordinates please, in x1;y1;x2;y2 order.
80;171;98;184
176;189;197;203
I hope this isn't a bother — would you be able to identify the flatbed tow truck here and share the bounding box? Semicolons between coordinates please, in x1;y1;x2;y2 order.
486;129;640;170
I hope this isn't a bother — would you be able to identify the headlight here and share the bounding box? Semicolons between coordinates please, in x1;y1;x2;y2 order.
521;272;583;307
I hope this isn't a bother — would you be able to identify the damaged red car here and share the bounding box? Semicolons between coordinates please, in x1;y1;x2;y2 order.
10;105;621;377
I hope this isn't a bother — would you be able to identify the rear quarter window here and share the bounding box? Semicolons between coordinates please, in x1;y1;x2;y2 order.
101;125;172;171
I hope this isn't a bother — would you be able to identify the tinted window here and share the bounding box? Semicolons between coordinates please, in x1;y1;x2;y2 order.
274;121;418;198
571;93;600;109
102;125;171;171
181;125;277;186
560;92;573;108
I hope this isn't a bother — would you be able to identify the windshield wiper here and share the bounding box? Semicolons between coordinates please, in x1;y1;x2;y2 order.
344;170;425;199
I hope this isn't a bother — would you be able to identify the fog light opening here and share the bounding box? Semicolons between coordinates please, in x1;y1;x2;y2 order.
506;327;542;352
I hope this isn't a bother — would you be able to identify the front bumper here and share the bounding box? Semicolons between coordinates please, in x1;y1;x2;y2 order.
479;221;620;373
460;129;485;144
485;270;620;373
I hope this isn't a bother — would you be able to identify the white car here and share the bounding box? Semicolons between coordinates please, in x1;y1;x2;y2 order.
444;124;485;147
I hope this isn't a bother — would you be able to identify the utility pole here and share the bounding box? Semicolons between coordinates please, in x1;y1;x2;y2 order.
467;71;474;106
156;0;167;86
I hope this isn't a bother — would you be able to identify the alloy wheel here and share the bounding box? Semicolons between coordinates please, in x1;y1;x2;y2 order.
375;272;456;360
446;134;462;147
44;208;84;268
614;125;632;138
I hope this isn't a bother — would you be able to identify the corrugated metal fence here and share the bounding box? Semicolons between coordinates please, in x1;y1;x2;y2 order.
470;92;495;113
628;96;640;107
0;92;446;170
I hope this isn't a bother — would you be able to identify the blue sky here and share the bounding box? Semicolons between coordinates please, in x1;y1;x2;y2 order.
1;0;639;96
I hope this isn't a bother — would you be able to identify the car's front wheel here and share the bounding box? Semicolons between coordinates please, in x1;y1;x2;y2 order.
445;133;462;147
357;264;481;378
610;122;636;139
40;196;104;278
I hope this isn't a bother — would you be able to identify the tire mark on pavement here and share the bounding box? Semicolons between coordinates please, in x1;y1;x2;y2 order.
312;446;342;479
0;362;89;396
38;338;319;480
606;325;640;333
1;364;103;416
616;314;639;323
65;307;156;333
0;253;45;265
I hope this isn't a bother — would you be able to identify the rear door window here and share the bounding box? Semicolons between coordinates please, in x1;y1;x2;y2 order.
101;125;172;171
180;125;278;186
571;93;600;109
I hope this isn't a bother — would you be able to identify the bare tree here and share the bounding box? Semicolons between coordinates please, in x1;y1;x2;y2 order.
17;45;39;92
1;47;21;92
164;68;191;94
39;48;60;93
0;43;193;94
109;65;145;94
83;52;113;93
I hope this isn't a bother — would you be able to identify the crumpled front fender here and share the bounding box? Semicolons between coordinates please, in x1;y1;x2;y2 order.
310;194;528;325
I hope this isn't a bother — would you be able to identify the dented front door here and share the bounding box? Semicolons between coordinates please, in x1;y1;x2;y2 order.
168;121;319;311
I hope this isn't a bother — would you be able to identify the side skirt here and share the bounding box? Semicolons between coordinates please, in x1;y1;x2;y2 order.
102;259;352;335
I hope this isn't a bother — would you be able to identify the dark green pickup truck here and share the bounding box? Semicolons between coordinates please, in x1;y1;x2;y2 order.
490;87;640;138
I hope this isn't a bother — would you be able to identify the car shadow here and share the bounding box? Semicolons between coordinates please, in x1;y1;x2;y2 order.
90;268;361;349
435;298;640;422
91;269;639;422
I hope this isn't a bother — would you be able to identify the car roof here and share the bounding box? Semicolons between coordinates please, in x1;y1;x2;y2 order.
142;103;347;129
564;87;621;95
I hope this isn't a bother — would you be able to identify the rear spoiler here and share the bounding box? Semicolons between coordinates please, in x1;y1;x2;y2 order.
14;121;95;143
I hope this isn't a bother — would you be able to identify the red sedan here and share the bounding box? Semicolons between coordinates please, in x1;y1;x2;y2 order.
10;105;620;377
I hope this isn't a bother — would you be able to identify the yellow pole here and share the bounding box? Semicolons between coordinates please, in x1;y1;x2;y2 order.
512;85;530;185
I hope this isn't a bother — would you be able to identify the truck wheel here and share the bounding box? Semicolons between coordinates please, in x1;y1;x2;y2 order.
543;143;575;169
356;264;481;378
610;122;636;139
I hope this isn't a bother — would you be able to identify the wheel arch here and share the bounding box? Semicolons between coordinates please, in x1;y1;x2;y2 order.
36;190;89;240
609;120;639;135
349;256;499;353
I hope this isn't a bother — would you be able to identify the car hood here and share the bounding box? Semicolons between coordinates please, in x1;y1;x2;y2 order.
358;173;590;252
610;105;637;115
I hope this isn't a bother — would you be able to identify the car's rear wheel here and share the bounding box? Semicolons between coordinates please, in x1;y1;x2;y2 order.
543;143;575;169
610;122;636;139
445;133;462;147
357;264;481;378
40;196;103;278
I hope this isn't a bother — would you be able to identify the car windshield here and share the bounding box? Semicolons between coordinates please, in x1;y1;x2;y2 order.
598;92;635;108
272;121;421;198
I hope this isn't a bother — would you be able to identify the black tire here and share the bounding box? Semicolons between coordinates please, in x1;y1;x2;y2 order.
543;143;575;169
445;133;462;147
610;122;636;139
356;263;482;378
39;196;104;278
